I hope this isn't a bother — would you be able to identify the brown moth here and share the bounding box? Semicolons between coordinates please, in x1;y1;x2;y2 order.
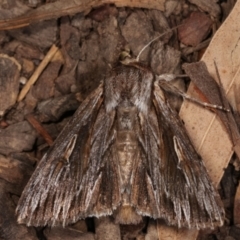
16;61;224;229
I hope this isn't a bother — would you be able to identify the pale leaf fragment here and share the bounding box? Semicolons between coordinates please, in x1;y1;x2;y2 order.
181;0;240;186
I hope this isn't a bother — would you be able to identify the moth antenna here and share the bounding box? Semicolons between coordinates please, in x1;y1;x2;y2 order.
136;25;181;62
156;76;230;112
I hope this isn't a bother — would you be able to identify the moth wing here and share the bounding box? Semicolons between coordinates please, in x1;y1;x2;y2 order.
16;84;121;227
130;82;224;228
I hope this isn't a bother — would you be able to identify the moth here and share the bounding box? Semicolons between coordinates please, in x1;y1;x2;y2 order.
16;60;224;229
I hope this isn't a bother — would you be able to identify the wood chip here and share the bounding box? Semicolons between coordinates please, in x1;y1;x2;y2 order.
0;54;21;116
95;217;121;240
0;121;36;155
44;227;94;240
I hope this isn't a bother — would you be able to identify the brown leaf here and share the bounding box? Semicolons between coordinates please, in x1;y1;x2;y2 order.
178;1;240;239
183;61;240;158
178;12;212;47
180;0;240;187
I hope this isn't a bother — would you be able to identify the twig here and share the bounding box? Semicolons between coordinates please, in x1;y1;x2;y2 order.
17;44;59;102
26;114;53;146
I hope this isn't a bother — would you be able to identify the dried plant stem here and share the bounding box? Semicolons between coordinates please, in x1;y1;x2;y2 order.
17;44;59;102
0;0;166;30
26;114;54;146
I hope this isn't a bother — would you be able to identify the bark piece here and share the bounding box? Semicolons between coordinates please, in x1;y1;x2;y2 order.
120;10;156;59
120;222;146;239
75;23;111;100
145;220;158;240
70;220;88;233
76;60;104;100
2;40;44;63
234;179;240;227
149;9;171;43
0;31;9;44
15;42;44;60
157;221;198;240
178;12;212;47
71;13;93;37
44;227;94;240
0;121;36;155
65;32;82;60
0;54;21;116
55;63;77;94
98;15;123;63
0;154;28;184
37;94;80;122
229;226;240;239
188;0;221;18
8;19;57;49
165;0;182;17
31;60;62;100
59;17;82;62
60;17;81;72
95;217;121;240
150;41;181;74
21;58;35;76
0;153;34;240
221;0;237;21
0;180;38;240
0;0;30;20
88;4;118;22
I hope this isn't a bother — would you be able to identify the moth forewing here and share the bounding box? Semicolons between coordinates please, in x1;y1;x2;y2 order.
62;134;78;163
16;62;224;229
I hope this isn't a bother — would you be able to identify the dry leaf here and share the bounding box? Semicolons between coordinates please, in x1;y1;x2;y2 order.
156;1;240;239
182;61;240;158
177;0;240;239
178;12;212;47
181;0;240;186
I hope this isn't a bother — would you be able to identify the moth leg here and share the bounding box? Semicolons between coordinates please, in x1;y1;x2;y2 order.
156;75;229;112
